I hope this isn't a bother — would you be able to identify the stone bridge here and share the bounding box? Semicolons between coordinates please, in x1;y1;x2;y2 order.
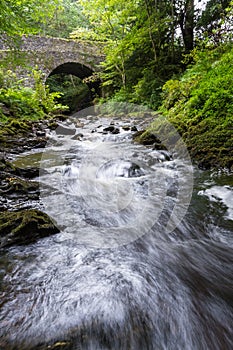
0;35;105;86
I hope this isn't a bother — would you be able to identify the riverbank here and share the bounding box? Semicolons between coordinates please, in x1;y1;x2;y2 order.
0;117;64;248
136;118;233;171
152;45;233;171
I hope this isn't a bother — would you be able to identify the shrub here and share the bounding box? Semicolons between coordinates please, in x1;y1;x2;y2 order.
0;68;68;122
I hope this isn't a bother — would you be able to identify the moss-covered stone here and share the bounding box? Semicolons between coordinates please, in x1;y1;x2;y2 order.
0;119;48;154
133;130;167;150
0;156;43;177
8;119;32;131
0;173;39;198
0;209;59;248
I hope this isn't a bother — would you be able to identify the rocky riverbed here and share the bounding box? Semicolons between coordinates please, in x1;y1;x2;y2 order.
0;114;154;249
0;111;232;350
0;118;62;248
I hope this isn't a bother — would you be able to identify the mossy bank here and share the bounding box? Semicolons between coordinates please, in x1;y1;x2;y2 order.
137;45;233;170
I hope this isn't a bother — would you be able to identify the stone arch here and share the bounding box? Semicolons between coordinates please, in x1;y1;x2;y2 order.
47;62;94;80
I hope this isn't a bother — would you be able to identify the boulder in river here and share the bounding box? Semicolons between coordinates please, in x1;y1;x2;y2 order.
0;209;60;248
133;130;167;150
103;126;120;134
55;124;76;136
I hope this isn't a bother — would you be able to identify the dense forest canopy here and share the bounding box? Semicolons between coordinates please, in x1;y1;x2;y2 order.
70;0;232;107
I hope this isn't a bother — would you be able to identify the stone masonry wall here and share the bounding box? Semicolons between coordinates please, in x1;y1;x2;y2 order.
0;35;105;85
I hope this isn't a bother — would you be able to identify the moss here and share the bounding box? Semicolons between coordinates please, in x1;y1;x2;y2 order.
0;117;32;135
157;45;233;169
8;118;32;132
133;130;159;144
0;209;59;248
0;175;39;197
0;158;16;173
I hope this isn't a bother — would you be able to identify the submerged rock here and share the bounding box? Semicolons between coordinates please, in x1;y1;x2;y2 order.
0;209;59;248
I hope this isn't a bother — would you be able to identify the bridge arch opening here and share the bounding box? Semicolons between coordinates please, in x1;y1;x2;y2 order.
46;62;100;113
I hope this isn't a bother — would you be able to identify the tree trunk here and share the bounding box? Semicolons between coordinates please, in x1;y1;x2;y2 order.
144;0;158;62
180;0;194;53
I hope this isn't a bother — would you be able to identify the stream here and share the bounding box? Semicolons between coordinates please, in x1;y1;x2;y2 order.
0;111;233;349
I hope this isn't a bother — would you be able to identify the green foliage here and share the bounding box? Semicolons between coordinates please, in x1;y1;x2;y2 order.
40;0;89;38
160;44;233;168
70;28;107;42
78;0;195;107
196;0;232;44
0;69;67;122
0;0;60;37
32;69;68;114
46;73;92;112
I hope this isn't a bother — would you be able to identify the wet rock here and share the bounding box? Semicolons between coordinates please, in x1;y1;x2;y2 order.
55;124;76;136
133;130;167;149
0;173;39;199
103;126;115;133
47;120;59;129
131;126;138;132
152;142;167;151
112;128;120;134
138;131;161;145
0;157;44;179
71;133;84;140
103;126;120;134
56;114;68;122
132;130;145;139
36;130;46;137
0;209;59;248
0;159;44;210
0;197;7;211
122;125;131;131
0;157;15;173
97;160;144;178
159;150;172;161
0;134;47;154
76;121;85;128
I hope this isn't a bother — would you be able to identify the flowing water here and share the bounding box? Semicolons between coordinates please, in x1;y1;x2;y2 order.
0;113;233;350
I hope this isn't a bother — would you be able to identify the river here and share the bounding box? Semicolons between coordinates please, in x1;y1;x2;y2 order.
0;110;232;349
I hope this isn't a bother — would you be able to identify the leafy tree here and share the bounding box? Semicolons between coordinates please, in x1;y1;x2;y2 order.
78;0;138;89
39;0;88;38
174;0;195;53
0;0;60;37
196;0;232;43
77;0;199;107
